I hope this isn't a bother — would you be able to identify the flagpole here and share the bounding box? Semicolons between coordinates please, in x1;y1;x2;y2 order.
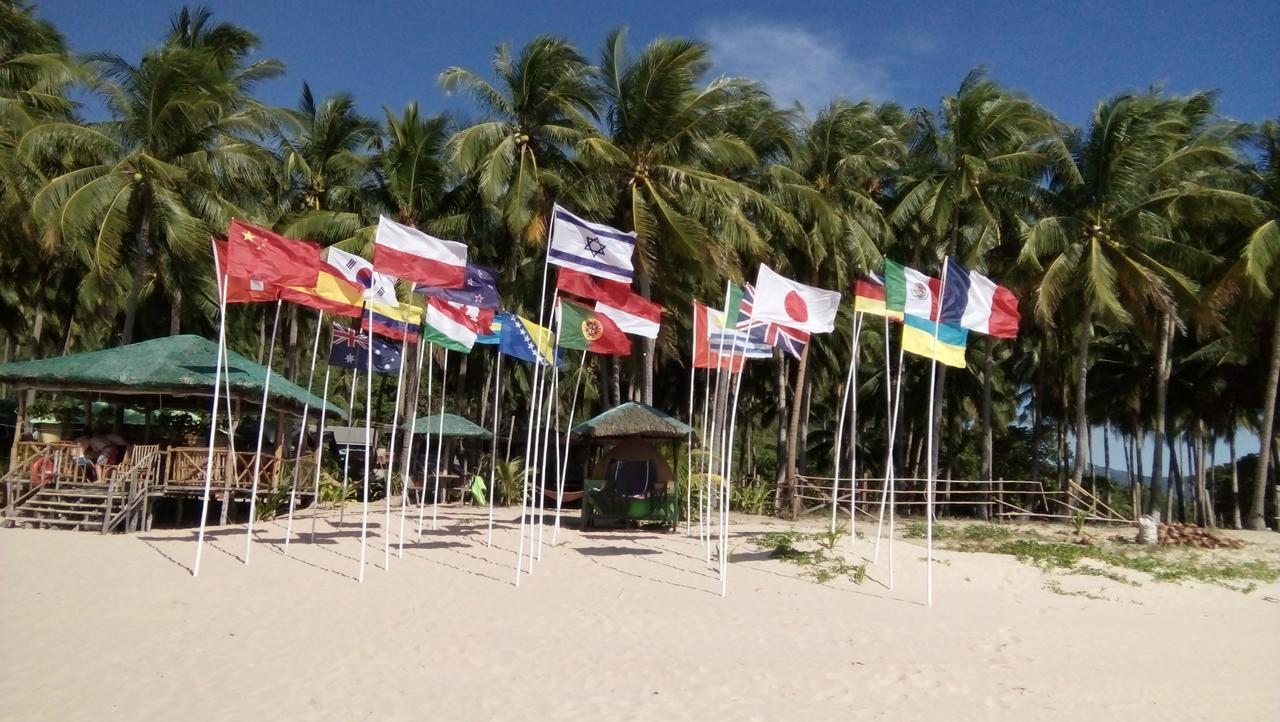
534;358;558;562
720;345;748;597
698;365;711;550
848;312;863;542
924;257;951;607
830;313;860;534
554;349;587;543
516;220;556;587
530;305;561;571
243;298;282;564
309;362;331;543
338;368;358;528
415;343;436;540
358;303;375;583
686;300;697;537
382;332;411;570
430;350;450;530
486;350;503;547
397;328;427;557
703;285;729;565
192;272;230;577
285;310;325;554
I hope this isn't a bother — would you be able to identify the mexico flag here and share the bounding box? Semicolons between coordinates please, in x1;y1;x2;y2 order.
750;264;841;334
558;298;631;356
884;259;938;320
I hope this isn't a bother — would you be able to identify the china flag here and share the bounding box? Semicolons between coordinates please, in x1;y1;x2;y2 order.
224;219;321;288
214;240;278;303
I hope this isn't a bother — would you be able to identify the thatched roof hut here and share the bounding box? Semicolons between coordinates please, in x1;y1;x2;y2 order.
570;402;696;443
0;335;344;418
409;413;493;440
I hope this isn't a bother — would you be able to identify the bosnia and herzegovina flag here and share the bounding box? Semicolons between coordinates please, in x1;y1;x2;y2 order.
901;314;969;368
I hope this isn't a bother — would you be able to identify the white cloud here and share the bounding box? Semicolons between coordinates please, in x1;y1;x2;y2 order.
702;18;892;113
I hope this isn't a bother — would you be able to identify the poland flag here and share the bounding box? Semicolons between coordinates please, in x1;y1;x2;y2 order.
750;264;842;334
372;216;467;288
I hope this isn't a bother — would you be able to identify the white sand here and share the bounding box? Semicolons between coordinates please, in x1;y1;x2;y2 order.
1;506;1277;721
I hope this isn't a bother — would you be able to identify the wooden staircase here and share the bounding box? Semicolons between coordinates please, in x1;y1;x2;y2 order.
7;483;124;532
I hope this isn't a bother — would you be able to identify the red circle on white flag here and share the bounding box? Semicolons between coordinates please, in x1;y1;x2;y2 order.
784;290;808;322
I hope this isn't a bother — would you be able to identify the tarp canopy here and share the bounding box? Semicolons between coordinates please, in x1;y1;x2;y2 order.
0;335;345;419
409;413;493;440
571;402;696;442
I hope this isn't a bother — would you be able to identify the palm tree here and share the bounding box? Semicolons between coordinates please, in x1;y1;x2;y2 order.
579;29;800;401
23;6;284;344
1021;90;1251;502
439;36;597;248
279;83;379;214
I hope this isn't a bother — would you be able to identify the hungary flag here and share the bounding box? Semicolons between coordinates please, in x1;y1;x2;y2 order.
558;298;631;356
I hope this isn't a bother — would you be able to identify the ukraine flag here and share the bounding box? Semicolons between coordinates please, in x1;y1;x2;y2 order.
901;314;968;368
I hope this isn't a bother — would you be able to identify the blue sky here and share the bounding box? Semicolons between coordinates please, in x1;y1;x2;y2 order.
35;0;1278;126
33;0;1271;465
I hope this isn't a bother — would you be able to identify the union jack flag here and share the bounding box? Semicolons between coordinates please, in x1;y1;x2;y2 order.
331;323;368;349
737;284;809;359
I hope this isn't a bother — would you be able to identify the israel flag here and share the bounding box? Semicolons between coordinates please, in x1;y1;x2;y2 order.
547;204;636;283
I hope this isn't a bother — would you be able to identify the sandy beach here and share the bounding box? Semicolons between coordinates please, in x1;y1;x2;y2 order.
2;507;1277;722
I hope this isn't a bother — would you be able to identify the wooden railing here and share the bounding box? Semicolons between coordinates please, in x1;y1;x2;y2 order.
163;447;284;491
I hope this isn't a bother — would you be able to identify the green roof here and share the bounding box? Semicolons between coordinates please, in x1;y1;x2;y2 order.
0;335;345;419
571;402;696;441
408;413;493;440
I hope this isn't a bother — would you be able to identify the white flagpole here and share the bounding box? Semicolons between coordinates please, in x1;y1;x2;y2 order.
192;271;229;577
415;343;436;540
430;350;450;530
285;310;325;554
848;312;863;542
338;368;358;528
243;298;282;564
534;360;558;563
382;332;411;570
308;362;331;543
516;222;556;587
720;349;747;597
553;349;588;543
357;305;375;583
486;350;504;546
873;315;899;559
698;366;710;549
924;257;951;607
397;328;427;557
830;313;860;534
685;301;697;536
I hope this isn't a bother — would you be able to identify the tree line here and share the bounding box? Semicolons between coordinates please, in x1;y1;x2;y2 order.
1;3;1276;529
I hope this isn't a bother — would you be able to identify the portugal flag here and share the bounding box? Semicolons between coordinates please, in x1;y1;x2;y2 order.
558;298;631;356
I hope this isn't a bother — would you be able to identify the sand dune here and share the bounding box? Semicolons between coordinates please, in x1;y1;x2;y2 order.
1;506;1277;721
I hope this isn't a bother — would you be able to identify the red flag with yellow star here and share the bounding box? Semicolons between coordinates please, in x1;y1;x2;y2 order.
224;219;321;288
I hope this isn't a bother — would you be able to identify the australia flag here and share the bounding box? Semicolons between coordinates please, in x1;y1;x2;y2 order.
329;323;401;373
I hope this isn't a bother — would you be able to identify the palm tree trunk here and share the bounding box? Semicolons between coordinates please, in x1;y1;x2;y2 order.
610;357;621;408
1229;428;1241;529
121;210;151;346
1165;435;1178;521
785;343;811;518
774;354;789;496
1136;430;1146;516
1150;313;1173;519
1246;295;1280;531
636;271;654;404
1069;306;1093;507
1195;420;1214;527
169;285;182;336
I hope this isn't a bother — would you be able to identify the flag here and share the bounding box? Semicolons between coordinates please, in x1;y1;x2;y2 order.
884;259;938;320
326;246;398;304
417;262;501;310
329;324;400;373
278;270;365;318
692;301;744;371
547;205;636;283
224;219;320;288
853;272;904;321
939;259;1021;339
475;315;503;345
723;283;746;328
421;297;477;353
595;294;661;339
901;314;968;368
709;328;773;358
497;312;560;366
555;267;631;306
737;283;809;359
360;300;423;343
751;264;841;333
372;215;467;288
214;240;277;303
557;298;631;355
